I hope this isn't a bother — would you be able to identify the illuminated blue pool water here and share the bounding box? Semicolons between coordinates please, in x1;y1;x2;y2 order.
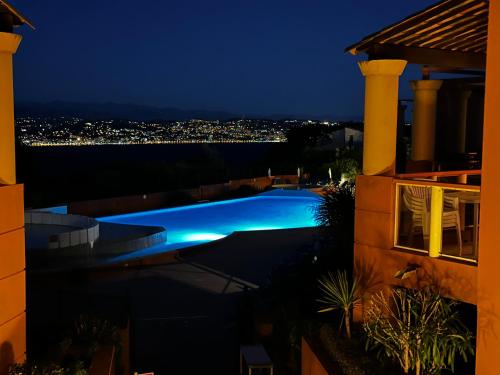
98;190;321;253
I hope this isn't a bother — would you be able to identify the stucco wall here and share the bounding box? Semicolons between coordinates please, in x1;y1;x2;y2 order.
353;174;478;324
0;184;25;374
476;0;500;372
301;338;330;375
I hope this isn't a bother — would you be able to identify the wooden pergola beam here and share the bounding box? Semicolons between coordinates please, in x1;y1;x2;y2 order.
367;43;486;69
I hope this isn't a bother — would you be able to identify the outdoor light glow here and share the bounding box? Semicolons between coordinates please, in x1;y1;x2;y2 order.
184;233;226;242
242;226;281;231
340;173;347;184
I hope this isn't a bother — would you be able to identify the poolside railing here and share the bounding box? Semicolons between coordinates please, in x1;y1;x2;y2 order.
394;177;480;263
396;169;481;184
25;211;100;249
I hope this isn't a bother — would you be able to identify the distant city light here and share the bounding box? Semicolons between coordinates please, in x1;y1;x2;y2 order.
14;116;345;146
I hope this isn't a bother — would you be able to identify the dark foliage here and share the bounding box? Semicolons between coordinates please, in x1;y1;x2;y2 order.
8;362;87;375
306;322;400;375
314;183;355;229
314;183;355;272
364;287;475;375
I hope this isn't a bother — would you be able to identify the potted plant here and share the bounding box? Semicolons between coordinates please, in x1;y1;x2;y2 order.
363;287;474;375
317;270;361;339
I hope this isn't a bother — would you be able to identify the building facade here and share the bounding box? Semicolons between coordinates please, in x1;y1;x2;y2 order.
0;1;32;373
349;0;500;373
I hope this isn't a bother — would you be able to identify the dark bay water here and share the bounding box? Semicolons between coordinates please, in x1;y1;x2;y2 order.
17;143;294;207
20;143;278;173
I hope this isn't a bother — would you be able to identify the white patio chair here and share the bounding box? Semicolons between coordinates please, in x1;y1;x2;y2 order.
402;186;462;253
443;192;463;255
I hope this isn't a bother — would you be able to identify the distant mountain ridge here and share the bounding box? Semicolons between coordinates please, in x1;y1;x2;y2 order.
15;101;238;121
15;100;362;122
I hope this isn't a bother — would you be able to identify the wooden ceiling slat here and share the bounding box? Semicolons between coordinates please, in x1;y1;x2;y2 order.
379;2;486;45
409;20;486;48
451;38;488;52
422;23;487;48
472;45;488;53
448;33;488;50
400;12;487;46
370;0;477;43
462;36;488;51
348;0;482;53
429;24;488;49
397;11;487;46
346;0;489;64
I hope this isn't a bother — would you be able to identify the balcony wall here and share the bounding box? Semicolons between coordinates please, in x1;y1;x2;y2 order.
353;175;478;320
355;175;396;249
0;184;25;374
301;338;330;375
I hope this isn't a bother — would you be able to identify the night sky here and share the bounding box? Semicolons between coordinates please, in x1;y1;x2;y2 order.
12;0;437;119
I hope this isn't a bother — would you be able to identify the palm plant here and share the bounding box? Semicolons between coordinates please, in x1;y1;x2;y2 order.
317;270;361;339
363;287;474;375
314;182;355;230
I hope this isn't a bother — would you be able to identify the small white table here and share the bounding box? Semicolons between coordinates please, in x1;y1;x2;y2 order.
240;345;274;375
458;191;480;256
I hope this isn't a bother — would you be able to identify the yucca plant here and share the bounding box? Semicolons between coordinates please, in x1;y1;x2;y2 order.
317;270;361;339
364;287;474;375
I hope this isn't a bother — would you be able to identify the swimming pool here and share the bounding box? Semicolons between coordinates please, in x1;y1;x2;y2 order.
98;189;321;253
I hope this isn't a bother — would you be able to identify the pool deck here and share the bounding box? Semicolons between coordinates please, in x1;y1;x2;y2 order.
101;227;321;284
27;226;321;373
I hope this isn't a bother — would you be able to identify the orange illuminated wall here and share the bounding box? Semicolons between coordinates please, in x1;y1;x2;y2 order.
353;175;478;317
0;184;25;374
349;1;500;373
476;0;500;373
301;338;329;375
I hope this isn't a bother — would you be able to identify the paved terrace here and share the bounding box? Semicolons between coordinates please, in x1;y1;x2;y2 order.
27;226;321;374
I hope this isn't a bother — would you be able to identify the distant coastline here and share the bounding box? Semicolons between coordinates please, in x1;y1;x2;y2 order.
27;140;284;147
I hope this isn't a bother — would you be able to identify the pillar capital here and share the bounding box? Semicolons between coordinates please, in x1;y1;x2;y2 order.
358;59;407;77
359;59;406;176
0;32;22;54
410;79;443;91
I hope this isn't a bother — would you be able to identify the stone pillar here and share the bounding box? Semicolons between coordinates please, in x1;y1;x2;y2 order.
456;89;472;154
359;59;407;176
0;32;22;185
410;80;443;162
